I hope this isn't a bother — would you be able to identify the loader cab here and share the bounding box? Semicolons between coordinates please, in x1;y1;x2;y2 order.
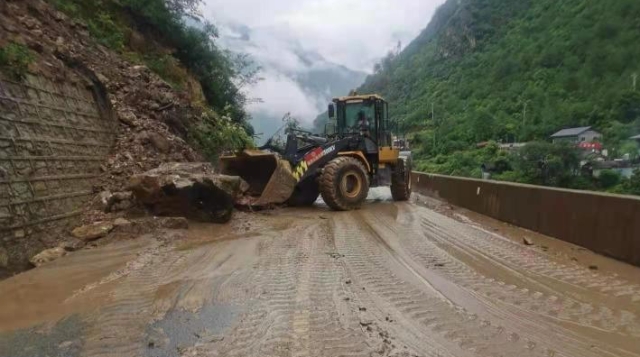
327;94;392;147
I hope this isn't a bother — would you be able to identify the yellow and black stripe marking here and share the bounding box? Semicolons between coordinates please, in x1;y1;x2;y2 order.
292;161;309;182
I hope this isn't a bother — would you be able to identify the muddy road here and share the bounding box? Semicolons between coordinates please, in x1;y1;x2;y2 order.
2;191;640;357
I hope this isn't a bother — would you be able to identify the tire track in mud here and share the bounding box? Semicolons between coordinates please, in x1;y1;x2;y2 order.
185;221;371;357
70;202;640;357
293;224;370;357
332;212;561;357
80;231;240;357
418;206;640;303
419;219;640;336
400;204;640;339
361;204;640;356
184;255;295;355
81;238;190;357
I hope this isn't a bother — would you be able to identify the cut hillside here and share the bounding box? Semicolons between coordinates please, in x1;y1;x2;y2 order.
0;0;254;276
2;0;255;189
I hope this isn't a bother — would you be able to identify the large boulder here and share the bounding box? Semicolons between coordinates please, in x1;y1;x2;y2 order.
30;247;67;267
91;191;133;212
72;222;115;241
128;163;248;223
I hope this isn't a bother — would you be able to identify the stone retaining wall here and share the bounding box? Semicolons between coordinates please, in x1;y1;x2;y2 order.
0;73;115;274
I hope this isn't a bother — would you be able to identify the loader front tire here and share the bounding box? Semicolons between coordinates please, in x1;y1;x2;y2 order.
320;157;369;211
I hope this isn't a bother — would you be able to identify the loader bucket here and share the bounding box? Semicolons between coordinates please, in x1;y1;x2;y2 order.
219;150;298;206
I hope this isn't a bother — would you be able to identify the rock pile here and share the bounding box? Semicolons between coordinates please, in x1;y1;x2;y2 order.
129;163;248;223
1;0;250;272
1;0;206;196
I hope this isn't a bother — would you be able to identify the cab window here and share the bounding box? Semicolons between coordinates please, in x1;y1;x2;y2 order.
343;100;375;132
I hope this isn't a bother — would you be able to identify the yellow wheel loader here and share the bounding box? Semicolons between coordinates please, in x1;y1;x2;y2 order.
220;94;412;210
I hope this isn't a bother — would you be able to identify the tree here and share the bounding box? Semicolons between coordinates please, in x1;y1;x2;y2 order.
619;140;640;159
166;0;202;17
512;142;580;187
621;169;640;195
469;109;495;142
616;91;640;124
598;170;621;189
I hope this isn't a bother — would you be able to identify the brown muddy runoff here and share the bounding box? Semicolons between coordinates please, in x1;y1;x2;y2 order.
1;189;640;357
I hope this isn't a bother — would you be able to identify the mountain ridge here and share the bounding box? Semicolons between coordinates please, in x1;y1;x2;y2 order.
358;0;640;164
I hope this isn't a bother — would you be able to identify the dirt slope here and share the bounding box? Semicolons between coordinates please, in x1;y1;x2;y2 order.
1;0;210;275
1;0;204;191
1;195;640;357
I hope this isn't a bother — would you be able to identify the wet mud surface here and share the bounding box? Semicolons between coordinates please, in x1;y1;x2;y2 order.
1;189;640;357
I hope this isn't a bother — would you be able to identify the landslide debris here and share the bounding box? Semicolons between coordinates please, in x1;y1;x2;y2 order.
129;163;248;223
29;247;67;267
1;0;255;275
1;0;205;191
71;222;115;242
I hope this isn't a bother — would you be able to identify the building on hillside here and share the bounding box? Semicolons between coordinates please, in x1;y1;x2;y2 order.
631;134;640;143
550;126;602;144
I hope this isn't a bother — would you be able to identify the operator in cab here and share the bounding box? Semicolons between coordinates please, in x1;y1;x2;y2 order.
357;110;370;137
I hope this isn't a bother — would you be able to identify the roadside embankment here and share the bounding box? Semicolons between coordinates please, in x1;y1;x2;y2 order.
412;172;640;267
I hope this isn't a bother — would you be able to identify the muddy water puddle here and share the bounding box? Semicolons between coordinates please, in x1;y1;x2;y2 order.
0;237;156;333
0;315;84;357
144;302;242;357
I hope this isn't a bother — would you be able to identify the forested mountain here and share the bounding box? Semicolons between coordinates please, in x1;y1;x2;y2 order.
359;0;640;183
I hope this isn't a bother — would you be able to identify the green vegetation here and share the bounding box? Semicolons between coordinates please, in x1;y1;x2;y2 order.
620;169;640;195
0;42;35;78
416;141;587;188
358;0;640;195
144;54;189;89
52;0;125;50
598;170;622;190
189;109;254;160
49;0;256;159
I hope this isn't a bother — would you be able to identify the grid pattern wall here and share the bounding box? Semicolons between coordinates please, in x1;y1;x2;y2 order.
0;74;114;242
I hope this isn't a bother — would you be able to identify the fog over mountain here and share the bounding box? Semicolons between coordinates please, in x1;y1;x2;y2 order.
218;22;367;140
202;0;444;141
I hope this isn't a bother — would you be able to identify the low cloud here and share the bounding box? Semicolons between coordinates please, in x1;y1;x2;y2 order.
202;0;445;137
248;70;325;120
204;0;444;71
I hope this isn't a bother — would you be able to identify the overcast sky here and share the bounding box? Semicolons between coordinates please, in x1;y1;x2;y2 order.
201;0;445;131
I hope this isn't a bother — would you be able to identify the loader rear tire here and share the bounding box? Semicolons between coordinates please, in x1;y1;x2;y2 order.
391;158;411;201
320;157;369;211
287;177;320;207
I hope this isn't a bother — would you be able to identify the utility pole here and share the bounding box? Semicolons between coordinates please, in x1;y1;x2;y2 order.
633;73;638;91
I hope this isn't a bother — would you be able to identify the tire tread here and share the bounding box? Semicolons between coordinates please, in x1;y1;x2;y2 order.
320;157;369;211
